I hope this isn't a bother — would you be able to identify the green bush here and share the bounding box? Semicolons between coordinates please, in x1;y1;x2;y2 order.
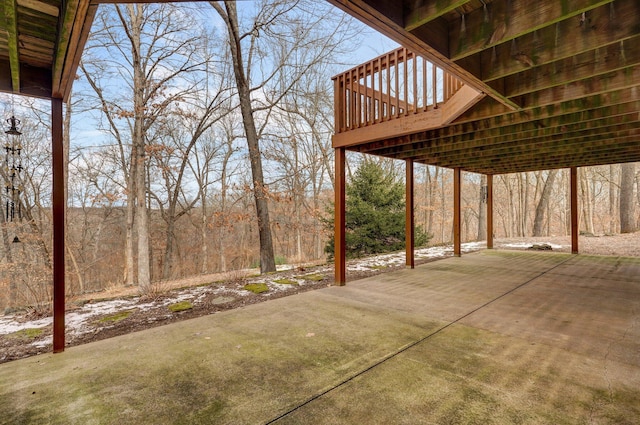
325;162;430;259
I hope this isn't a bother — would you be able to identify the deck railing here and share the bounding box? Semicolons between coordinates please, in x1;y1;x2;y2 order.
333;47;473;146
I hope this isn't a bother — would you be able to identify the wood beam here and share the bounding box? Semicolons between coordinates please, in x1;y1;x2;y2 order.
449;0;615;62
4;0;20;92
498;35;640;99
52;1;97;100
486;174;493;249
405;0;470;32
469;0;640;83
405;159;414;268
52;97;65;353
570;167;579;254
453;167;461;257
334;147;346;285
384;115;640;160
357;100;640;155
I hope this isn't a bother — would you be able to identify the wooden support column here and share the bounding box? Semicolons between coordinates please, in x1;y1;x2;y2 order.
405;159;415;268
487;174;494;249
453;167;461;257
52;98;65;353
570;166;579;254
334;147;346;285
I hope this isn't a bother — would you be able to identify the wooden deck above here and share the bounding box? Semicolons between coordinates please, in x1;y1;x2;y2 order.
329;0;640;175
332;47;484;148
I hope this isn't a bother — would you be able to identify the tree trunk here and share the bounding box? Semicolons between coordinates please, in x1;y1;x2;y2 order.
215;1;276;273
620;162;636;233
477;174;487;240
532;169;558;236
580;168;594;234
609;165;616;233
130;4;151;291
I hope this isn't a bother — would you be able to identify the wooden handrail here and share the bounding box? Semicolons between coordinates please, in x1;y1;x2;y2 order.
333;47;465;135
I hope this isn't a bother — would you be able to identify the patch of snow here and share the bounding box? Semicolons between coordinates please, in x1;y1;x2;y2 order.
501;242;565;249
0;316;52;336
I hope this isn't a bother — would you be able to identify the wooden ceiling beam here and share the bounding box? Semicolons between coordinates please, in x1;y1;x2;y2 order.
404;0;470;32
500;36;640;99
450;149;640;174
448;0;613;62
4;0;20;92
52;1;97;99
388;118;640;160
421;140;640;173
457;79;640;124
470;0;640;83
356;99;640;154
410;126;640;163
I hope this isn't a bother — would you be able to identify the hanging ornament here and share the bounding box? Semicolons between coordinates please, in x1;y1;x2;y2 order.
4;112;23;226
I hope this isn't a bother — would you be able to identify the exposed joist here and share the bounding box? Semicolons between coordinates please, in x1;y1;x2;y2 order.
357;97;640;155
500;36;640;99
448;0;614;61
404;0;470;32
387;118;640;161
17;0;58;16
432;141;640;174
52;1;97;99
4;0;20;92
470;0;640;83
414;126;640;163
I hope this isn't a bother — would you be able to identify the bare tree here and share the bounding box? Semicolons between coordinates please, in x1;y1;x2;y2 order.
80;3;205;290
210;0;358;272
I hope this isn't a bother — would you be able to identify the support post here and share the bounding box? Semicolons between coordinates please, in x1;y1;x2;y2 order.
487;174;494;249
453;167;461;257
52;98;65;353
570;166;579;254
405;159;414;268
334;147;346;285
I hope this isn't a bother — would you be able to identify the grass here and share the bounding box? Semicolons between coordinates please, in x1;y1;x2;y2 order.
243;283;269;294
168;301;193;312
8;328;44;339
98;310;133;323
273;278;299;285
295;273;324;282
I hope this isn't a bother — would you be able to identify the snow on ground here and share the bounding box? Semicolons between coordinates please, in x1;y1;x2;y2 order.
1;242;485;338
500;241;566;250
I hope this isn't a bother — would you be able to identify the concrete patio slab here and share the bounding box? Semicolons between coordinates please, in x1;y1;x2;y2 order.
1;250;638;424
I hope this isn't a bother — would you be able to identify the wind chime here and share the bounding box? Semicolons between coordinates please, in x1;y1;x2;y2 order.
4;112;23;243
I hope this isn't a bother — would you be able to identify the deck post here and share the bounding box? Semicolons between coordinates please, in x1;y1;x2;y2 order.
52;97;65;353
487;174;494;249
334;147;346;285
405;159;414;268
570;166;579;254
453;167;461;257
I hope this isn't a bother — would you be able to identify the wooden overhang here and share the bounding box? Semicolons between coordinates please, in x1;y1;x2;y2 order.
0;0;97;100
327;0;640;175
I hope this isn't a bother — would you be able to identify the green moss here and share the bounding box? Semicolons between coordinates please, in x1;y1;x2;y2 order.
243;283;269;294
295;273;324;282
273;278;299;285
98;310;133;323
8;328;44;339
168;301;193;312
368;265;388;270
